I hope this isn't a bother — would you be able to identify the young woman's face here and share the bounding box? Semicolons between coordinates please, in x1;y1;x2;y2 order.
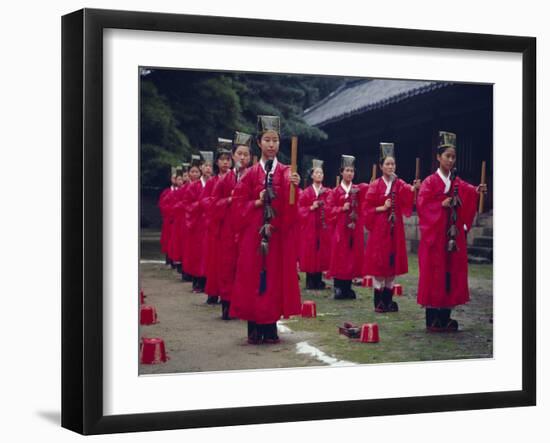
380;156;396;177
201;162;213;178
437;147;457;172
311;167;324;184
257;131;280;160
175;176;184;187
181;172;189;183
217;155;231;174
233;145;251;169
342;166;355;182
189;166;201;181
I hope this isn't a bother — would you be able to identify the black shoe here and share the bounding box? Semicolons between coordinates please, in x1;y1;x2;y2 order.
383;287;398;312
314;272;326;289
175;263;182;274
306;273;315;290
333;279;346;299
165;255;170;265
247;321;262;344
206;295;219;305
374;288;386;312
437;308;459;331
181;272;192;282
196;277;206;293
221;301;231;320
343;280;355;299
262;323;280;344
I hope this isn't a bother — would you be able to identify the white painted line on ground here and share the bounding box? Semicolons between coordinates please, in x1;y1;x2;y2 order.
296;341;357;367
278;321;357;367
140;260;166;264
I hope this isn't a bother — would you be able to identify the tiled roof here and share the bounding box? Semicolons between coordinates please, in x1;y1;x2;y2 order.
303;79;451;126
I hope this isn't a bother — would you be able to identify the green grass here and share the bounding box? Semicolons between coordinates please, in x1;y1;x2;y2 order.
291;254;493;364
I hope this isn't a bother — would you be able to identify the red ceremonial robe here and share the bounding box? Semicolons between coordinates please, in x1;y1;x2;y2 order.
169;183;189;263
158;186;173;254
229;161;302;324
204;175;225;296
185;178;214;277
208;169;244;301
160;187;179;260
181;179;199;274
298;185;332;273
416;172;478;308
327;183;368;280
363;177;414;277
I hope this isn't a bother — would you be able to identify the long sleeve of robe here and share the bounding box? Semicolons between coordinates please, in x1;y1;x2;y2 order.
363;178;414;277
229;162;302;324
327;183;368;280
298;185;332;273
416;172;478;307
169;185;188;263
210;170;242;301
184;180;207;277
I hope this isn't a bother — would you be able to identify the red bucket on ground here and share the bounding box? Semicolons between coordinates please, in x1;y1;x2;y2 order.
301;300;317;318
140;305;158;325
393;284;403;296
140;337;168;364
360;323;380;343
362;276;373;287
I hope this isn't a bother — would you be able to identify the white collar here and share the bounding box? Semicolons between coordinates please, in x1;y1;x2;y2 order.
312;183;322;197
340;181;352;197
382;175;395;196
437;168;451;193
259;157;278;174
200;176;207;187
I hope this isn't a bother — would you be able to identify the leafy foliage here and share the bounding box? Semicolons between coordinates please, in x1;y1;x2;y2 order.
140;69;350;190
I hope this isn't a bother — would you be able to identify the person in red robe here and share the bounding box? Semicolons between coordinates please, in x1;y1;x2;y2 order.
181;158;202;284
159;169;178;265
229;115;302;344
205;140;234;305
416;131;487;331
298;159;332;290
185;151;214;293
363;142;421;312
161;170;184;269
212;131;253;320
327;155;368;300
169;165;190;275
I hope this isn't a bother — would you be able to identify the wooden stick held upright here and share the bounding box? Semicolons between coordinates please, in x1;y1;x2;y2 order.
289;136;298;205
370;164;377;183
478;160;487;214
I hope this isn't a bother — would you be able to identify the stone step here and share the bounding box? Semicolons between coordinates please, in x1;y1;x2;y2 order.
468;255;492;265
474;214;493;227
483;227;493;236
473;236;493;247
467;246;493;261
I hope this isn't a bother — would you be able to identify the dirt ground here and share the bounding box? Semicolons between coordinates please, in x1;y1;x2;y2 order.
139;231;493;374
139;263;324;375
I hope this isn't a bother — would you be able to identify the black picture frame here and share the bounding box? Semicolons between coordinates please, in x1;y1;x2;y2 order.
61;8;536;435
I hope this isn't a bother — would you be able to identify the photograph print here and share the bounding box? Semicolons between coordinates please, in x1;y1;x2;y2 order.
138;67;493;374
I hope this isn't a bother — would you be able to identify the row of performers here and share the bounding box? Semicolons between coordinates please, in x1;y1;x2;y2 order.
158;115;487;344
